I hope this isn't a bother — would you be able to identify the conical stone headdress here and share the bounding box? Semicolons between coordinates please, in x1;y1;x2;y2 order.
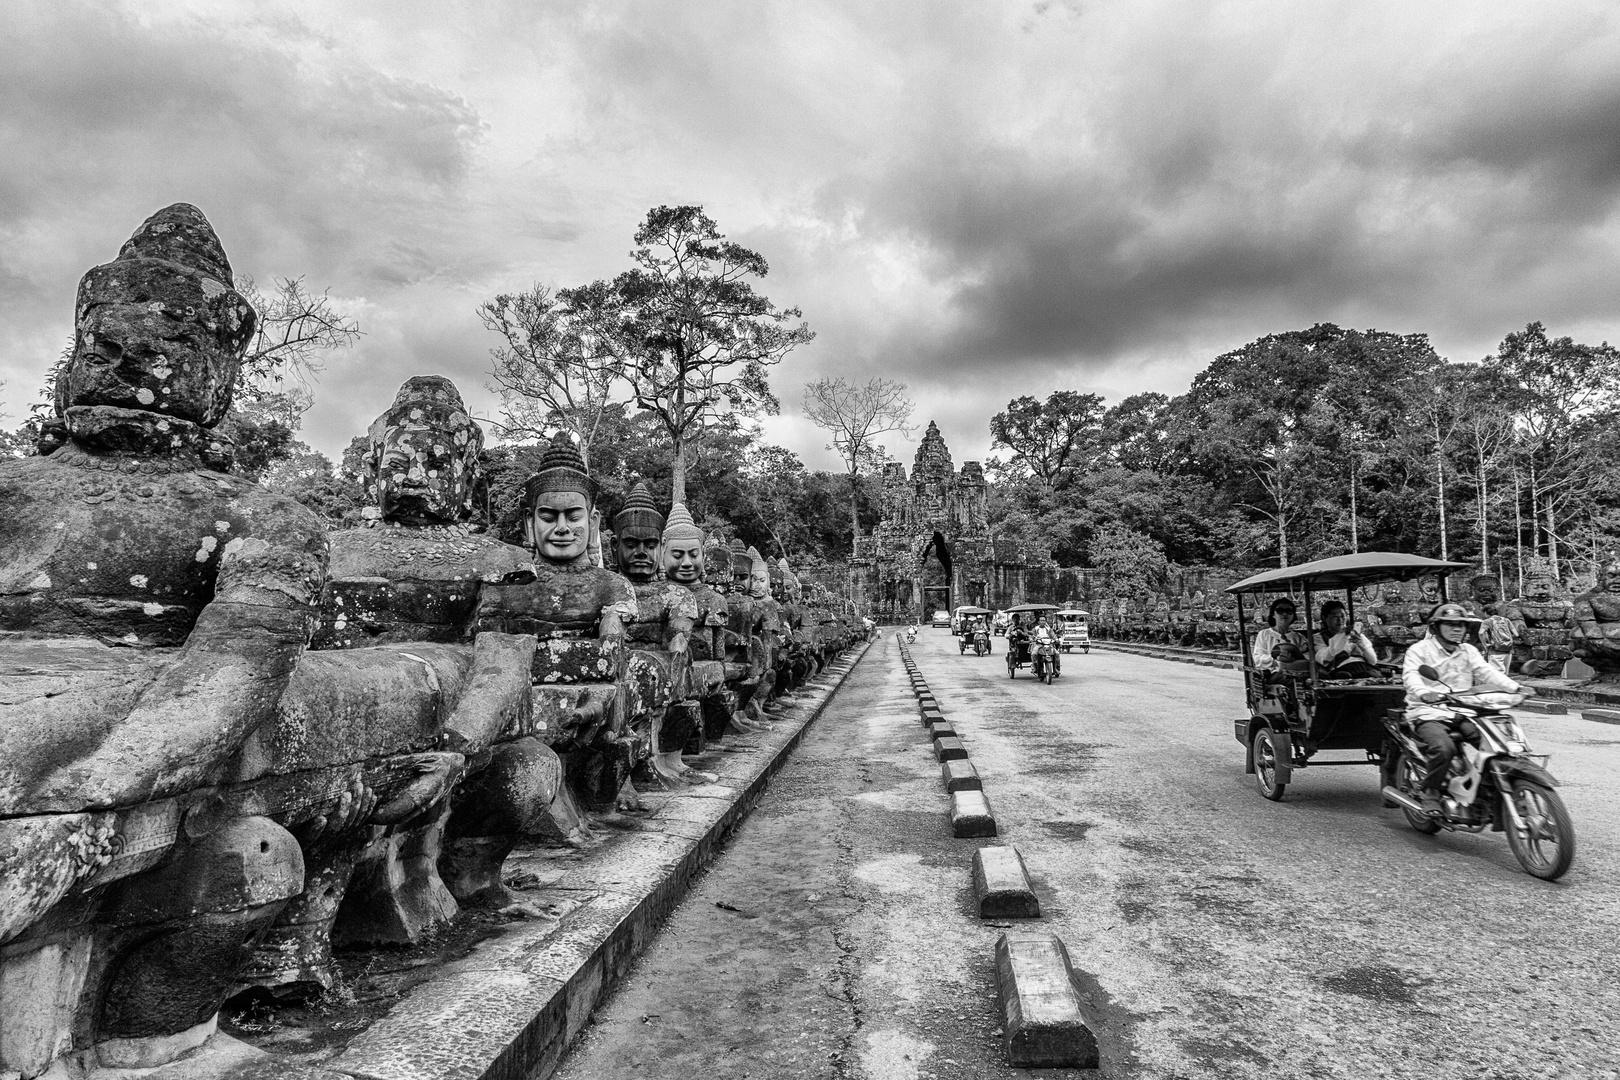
523;432;597;511
613;481;665;534
747;546;769;576
663;501;704;544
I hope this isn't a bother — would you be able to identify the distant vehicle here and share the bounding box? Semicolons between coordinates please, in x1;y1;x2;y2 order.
931;609;951;628
992;611;1012;636
1055;609;1091;653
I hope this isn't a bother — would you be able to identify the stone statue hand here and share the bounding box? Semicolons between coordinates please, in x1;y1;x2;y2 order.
371;752;466;827
299;775;378;845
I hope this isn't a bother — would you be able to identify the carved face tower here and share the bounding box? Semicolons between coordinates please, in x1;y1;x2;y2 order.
364;376;483;525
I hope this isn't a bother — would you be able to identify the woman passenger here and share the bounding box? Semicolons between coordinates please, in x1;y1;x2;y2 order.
1314;599;1380;678
1252;597;1308;674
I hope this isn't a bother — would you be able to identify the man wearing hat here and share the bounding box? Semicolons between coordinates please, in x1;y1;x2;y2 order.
1403;602;1535;811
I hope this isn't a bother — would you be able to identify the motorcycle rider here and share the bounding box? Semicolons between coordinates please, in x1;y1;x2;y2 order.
1403;602;1534;812
1033;614;1059;676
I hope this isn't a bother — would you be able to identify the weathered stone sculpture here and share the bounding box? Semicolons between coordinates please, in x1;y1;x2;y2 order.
475;435;643;810
0;204;326;1076
613;483;713;786
726;540;770;727
1573;560;1620;677
747;546;784;708
1502;559;1576;676
666;505;735;748
1366;582;1426;660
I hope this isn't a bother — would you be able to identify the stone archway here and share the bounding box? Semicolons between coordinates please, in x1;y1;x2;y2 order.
919;531;952;618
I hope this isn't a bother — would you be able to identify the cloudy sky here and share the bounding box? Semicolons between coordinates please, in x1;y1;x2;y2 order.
5;0;1620;470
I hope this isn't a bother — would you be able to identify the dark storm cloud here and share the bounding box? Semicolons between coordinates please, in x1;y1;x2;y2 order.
6;1;1620;471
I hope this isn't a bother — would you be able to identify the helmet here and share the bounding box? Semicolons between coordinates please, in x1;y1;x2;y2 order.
1428;602;1481;628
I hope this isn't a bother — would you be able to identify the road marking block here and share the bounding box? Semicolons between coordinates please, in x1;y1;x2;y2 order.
927;720;956;741
1516;700;1569;715
940;758;981;792
974;846;1040;918
921;707;945;725
933;735;968;762
950;790;997;837
994;932;1099;1068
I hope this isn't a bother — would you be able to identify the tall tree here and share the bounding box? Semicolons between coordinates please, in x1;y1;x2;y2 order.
989;390;1105;488
478;282;626;469
596;206;813;504
802;376;916;553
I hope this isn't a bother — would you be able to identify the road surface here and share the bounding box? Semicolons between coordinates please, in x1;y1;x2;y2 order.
557;629;1620;1079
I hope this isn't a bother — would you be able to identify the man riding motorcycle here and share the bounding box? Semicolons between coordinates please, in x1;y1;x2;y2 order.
1402;602;1535;812
1032;615;1060;678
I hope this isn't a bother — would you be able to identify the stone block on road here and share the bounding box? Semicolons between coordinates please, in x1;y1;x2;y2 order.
995;933;1098;1069
973;846;1039;918
1516;700;1568;715
950;790;997;837
921;706;945;726
941;758;982;793
933;735;968;762
927;720;957;741
1582;708;1620;725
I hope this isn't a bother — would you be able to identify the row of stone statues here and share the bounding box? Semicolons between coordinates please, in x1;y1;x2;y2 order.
1087;560;1616;678
0;204;858;1079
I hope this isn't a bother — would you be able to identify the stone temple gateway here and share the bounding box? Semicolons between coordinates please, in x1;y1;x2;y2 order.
852;421;1042;619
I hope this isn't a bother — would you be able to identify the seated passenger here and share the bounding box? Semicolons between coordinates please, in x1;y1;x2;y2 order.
1314;599;1380;678
1252;597;1309;674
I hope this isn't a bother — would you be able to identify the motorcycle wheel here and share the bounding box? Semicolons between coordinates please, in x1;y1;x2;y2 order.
1503;780;1574;881
1397;755;1440;835
1253;728;1288;801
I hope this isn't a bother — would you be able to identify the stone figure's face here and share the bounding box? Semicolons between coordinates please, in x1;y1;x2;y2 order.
1419;578;1440;601
1604;564;1620;595
663;539;703;585
1527;573;1554;601
372;419;473;525
614;524;662;583
732;556;752;591
1472;578;1501;605
66;205;257;428
769;567;785;601
530;491;592;564
1383;586;1403;602
749;566;771;599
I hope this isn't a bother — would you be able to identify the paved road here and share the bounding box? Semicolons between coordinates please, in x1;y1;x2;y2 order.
557;630;1620;1079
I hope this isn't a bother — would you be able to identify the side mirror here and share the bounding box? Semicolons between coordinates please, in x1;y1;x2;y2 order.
1417;664;1441;681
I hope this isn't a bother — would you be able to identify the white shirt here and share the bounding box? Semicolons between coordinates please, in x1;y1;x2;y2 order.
1252;627;1307;671
1402;634;1521;722
1315;628;1378;668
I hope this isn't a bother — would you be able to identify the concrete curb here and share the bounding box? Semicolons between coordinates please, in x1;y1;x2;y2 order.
995;933;1099;1069
973;846;1039;918
326;639;874;1080
941;759;982;792
951;790;997;838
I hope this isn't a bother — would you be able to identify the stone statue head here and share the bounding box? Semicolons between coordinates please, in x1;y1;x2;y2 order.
730;540;752;592
611;481;664;584
780;557;803;604
747;547;771;599
1525;558;1556;600
661;502;705;586
62;203;256;452
704;535;733;591
1469;573;1501;606
521;433;597;565
1418;576;1441;602
767;557;786;601
363;376;483;525
1601;561;1620;595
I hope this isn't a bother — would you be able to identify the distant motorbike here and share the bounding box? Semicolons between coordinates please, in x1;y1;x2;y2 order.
973;628;990;656
904;625;918;644
1380;665;1574;881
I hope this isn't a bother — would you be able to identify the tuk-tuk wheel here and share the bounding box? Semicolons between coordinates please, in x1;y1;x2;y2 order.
1253;728;1289;801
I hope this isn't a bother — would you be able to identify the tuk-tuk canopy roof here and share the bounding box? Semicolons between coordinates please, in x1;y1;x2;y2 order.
1226;552;1470;595
1056;609;1090;617
1004;602;1060;613
955;606;991;615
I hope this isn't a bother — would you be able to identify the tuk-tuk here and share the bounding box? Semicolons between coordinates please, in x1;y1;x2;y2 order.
1228;552;1468;801
1055;609;1090;653
1004;603;1060;681
955;607;992;655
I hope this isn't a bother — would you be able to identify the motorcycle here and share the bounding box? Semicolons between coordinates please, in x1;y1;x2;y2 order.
973;628;990;656
904;624;918;644
1380;664;1574;880
1031;640;1061;684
